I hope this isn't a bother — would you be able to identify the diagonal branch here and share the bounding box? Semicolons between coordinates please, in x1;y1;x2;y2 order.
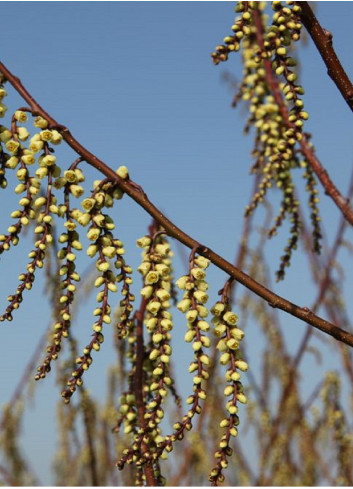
300;2;353;113
1;60;353;348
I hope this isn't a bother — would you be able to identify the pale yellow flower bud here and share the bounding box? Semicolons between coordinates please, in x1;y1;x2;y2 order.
63;170;76;184
85;245;97;258
145;270;159;285
40;130;52;141
226;338;239;350
67;252;76;262
78;213;91;226
0;103;7;117
15;183;26;194
102;314;111;324
53;177;66;189
87;228;100;241
156;288;170;301
146;300;161;315
224;311;238;326
214;324;227;337
146;318;158;330
136;236;151;248
5;156;19;169
211;302;225;316
14;110;28;123
33;116;49;129
177;298;191;313
193;290;208;304
17;127;30;141
74;168;84;182
236;393;247;404
41;154;56;166
190;267;206;280
71;208;82;220
197;305;208;317
138;261;151;275
96;260;110;272
93;214;105;227
224;385;234;397
155;263;169;277
149;348;160;361
192;341;202;351
186;309;198;323
16;168;27;181
102;246;116;258
184;330;196;342
29;139;44;153
231;371;241;381
230;327;244;341
197;320;210;331
70;184;84;198
21;154;36;165
81;198;95;212
36;167;48;179
6;139;20;154
50;130;63;144
220;352;230;365
116;166;129;179
217;339;227;352
155;243;170;255
194;255;210;269
235;360;248;371
0;129;12;143
176;275;189;290
160;318;172;330
220;418;229;428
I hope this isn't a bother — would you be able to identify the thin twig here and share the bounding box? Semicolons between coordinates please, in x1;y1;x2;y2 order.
300;2;353;112
134;297;157;486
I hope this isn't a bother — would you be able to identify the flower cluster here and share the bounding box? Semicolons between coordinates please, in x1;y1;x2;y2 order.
0;161;57;322
60;173;132;403
0;107;66;261
211;2;259;64
0;169;36;256
141;234;174;420
209;280;247;485
212;1;322;280
117;230;175;472
151;252;212;459
35;170;84;380
176;252;211;417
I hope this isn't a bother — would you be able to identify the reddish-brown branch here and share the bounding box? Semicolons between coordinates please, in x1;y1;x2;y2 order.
300;2;353;112
134;297;157;486
252;9;353;228
1;61;353;348
80;391;99;486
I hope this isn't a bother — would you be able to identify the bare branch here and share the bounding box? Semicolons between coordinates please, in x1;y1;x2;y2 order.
300;2;353;112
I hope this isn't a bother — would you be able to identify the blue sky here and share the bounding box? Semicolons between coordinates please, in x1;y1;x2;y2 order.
0;2;353;484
